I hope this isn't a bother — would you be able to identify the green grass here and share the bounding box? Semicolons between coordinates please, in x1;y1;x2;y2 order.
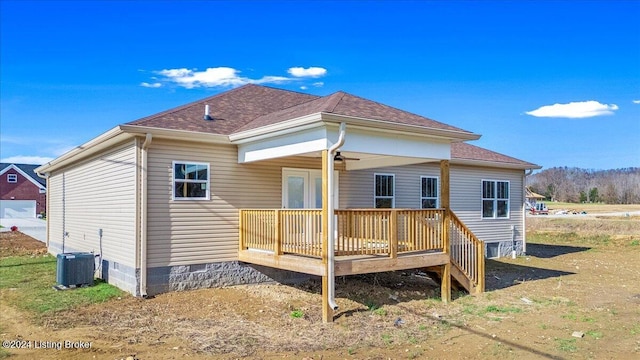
586;330;602;339
0;255;123;316
290;309;304;318
528;231;611;247
555;338;577;352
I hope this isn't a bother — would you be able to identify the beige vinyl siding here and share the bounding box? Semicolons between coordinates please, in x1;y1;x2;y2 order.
47;173;64;249
146;139;321;267
47;141;138;267
340;162;441;209
340;162;524;244
450;165;524;244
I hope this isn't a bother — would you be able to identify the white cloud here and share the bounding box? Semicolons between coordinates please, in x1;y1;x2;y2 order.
0;155;54;164
288;67;327;78
300;86;308;90
313;82;324;87
140;82;162;88
526;101;619;119
151;66;326;89
633;100;640;104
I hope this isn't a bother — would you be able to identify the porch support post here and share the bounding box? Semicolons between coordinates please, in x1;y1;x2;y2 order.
321;149;332;323
389;209;398;259
440;159;451;303
274;209;282;255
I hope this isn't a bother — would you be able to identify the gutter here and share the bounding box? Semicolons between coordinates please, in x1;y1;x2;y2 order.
326;122;346;312
140;133;152;297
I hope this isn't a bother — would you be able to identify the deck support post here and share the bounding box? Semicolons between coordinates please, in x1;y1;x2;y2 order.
321;149;332;323
441;262;451;303
440;160;451;303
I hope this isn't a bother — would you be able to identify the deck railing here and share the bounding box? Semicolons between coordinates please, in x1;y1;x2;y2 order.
240;209;447;258
334;209;445;256
448;210;485;292
239;209;323;257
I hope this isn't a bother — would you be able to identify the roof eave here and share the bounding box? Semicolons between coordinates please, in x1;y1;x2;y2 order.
35;126;131;174
119;125;231;144
451;158;542;170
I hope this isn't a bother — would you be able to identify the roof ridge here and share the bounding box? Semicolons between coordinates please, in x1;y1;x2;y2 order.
127;84;258;125
323;91;346;113
228;90;323;132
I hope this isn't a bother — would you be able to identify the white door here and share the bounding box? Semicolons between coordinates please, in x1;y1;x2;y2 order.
282;169;339;209
0;200;37;218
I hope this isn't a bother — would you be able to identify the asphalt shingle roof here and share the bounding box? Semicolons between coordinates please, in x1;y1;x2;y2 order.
126;84;537;168
128;84;472;135
451;143;538;168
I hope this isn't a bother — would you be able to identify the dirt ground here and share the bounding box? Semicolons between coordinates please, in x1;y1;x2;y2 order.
1;214;639;360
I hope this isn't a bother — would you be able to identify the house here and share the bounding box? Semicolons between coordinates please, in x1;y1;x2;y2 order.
526;187;546;208
36;84;540;322
0;163;47;218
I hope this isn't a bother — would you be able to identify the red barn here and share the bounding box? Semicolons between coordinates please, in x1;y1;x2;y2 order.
0;163;47;218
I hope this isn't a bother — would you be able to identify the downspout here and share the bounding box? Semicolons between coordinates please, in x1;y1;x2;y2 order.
35;171;50;248
326;122;346;311
522;168;534;255
140;133;152;297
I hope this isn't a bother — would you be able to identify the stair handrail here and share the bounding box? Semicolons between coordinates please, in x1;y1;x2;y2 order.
447;209;485;293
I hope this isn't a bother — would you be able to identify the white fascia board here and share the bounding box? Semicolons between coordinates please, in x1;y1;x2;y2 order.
337;126;451;160
238;126;329;163
0;164;45;189
229;113;323;143
120;125;230;144
35;126;132;174
321;113;481;141
451;158;542;170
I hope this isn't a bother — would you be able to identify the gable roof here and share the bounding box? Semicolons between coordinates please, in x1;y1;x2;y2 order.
0;163;47;187
128;84;474;137
451;143;540;169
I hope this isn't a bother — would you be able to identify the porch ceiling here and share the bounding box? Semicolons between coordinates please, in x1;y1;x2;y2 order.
235;122;451;170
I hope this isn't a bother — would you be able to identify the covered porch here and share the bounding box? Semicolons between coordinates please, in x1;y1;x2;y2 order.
231;120;485;322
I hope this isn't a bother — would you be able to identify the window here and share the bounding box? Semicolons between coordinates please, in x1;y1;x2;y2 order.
482;180;509;218
421;176;439;209
7;174;17;183
173;161;209;200
374;174;395;208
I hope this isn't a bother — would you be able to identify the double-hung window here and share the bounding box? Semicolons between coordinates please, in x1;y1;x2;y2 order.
7;174;17;183
173;161;210;200
374;174;395;208
482;180;509;218
421;176;439;208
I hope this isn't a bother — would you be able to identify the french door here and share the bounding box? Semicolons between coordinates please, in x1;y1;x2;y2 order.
282;169;339;209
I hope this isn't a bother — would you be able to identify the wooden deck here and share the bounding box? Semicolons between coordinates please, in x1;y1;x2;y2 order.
239;208;484;292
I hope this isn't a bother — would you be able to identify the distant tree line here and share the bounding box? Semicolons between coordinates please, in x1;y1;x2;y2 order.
527;167;640;204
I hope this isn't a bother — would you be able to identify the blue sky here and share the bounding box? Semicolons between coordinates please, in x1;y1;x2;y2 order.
1;0;639;170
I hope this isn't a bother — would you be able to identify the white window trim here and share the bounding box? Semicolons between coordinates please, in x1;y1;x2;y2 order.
420;175;440;209
481;179;510;219
172;161;210;201
374;173;395;208
7;174;18;183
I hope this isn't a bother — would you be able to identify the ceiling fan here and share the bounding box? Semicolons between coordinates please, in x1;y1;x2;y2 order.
333;151;360;162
